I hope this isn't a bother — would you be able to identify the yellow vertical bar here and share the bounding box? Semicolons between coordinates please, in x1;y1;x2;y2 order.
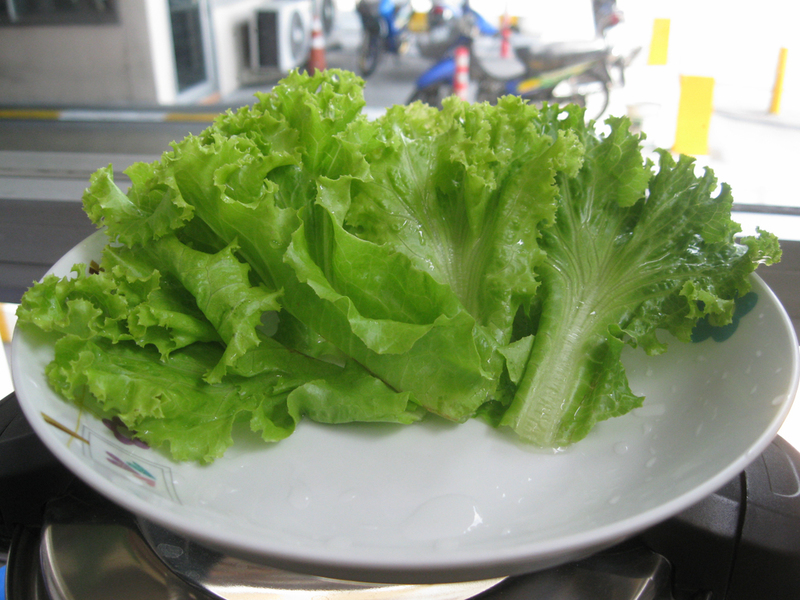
0;304;10;343
647;18;670;65
769;47;788;115
673;75;715;156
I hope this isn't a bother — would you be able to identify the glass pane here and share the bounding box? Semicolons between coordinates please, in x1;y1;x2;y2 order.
169;0;207;92
3;0;115;24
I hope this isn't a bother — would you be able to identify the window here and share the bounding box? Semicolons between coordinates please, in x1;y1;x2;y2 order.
1;0;117;26
169;0;207;91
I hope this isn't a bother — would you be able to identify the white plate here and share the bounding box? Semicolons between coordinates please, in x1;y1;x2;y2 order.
11;230;800;583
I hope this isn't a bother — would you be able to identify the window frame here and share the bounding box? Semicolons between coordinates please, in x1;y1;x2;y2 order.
0;0;118;27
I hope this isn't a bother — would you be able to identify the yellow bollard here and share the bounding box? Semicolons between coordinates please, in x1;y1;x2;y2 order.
673;75;715;156
647;18;670;65
0;304;11;344
769;47;788;115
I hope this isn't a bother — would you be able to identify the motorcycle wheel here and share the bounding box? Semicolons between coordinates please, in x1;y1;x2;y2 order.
580;78;610;123
551;71;610;124
407;82;453;108
321;0;336;37
358;33;382;77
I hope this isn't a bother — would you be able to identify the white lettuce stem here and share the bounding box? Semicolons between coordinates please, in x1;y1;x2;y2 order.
501;269;607;446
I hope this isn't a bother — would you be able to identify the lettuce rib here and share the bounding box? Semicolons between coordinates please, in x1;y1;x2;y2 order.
501;112;781;446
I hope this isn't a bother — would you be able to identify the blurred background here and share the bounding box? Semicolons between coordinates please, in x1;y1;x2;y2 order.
1;0;799;417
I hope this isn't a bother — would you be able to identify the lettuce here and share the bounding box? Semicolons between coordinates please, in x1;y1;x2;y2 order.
499;108;780;445
16;70;780;462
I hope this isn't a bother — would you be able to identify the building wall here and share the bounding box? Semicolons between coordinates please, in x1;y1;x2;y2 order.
0;0;322;107
0;2;168;106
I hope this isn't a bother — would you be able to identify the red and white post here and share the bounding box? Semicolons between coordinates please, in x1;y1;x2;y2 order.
453;46;470;100
308;8;327;74
500;5;511;58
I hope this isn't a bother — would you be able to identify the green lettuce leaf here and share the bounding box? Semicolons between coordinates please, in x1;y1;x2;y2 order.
46;333;421;463
141;234;283;382
500;108;781;446
348;96;583;346
16;263;131;343
111;71;518;421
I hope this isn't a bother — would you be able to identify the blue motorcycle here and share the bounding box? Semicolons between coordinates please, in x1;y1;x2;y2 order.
414;1;497;60
408;2;614;123
355;0;414;77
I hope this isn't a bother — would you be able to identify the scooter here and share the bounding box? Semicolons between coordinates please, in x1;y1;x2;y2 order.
415;1;497;60
408;3;615;123
355;0;414;77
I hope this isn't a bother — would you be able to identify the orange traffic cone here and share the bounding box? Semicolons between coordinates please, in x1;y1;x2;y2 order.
453;46;470;100
308;12;326;74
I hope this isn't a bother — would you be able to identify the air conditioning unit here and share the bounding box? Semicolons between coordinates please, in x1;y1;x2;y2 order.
247;0;313;75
